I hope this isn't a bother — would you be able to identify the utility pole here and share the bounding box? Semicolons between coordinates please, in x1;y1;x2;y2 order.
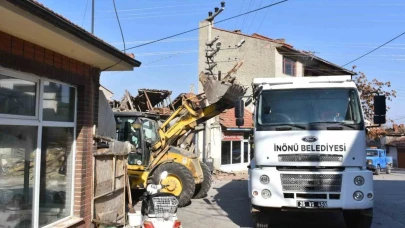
204;2;225;77
203;2;225;166
91;0;95;34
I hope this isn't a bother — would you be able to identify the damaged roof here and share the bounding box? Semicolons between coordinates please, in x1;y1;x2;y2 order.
133;89;172;112
386;137;405;148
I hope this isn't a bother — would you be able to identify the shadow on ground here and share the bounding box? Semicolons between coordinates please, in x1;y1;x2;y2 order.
213;180;345;228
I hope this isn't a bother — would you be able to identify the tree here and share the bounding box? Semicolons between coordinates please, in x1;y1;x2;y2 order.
352;68;397;139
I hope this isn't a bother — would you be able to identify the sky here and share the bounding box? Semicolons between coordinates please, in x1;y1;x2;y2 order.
37;0;405;124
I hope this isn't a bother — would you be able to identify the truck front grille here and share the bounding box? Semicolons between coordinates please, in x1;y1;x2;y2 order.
280;174;342;192
278;154;343;162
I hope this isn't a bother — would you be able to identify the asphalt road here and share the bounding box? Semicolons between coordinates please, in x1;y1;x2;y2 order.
175;170;405;228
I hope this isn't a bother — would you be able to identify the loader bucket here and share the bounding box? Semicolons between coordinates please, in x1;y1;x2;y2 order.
199;72;247;105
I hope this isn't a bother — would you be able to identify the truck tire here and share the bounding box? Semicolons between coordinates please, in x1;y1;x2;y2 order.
193;161;212;199
386;164;392;174
343;209;373;228
253;211;269;228
152;162;195;207
375;165;381;175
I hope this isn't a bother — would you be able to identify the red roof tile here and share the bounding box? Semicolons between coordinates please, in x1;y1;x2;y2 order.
219;108;254;128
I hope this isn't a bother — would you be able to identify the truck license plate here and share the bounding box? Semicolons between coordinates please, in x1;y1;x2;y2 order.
297;201;327;208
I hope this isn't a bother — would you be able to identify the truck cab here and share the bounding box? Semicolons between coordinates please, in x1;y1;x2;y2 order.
366;148;393;175
236;76;387;228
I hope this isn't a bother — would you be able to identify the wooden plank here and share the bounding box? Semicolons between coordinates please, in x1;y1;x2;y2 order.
143;91;153;110
92;219;123;226
125;90;135;111
94;186;125;200
112;155;116;191
97;210;119;222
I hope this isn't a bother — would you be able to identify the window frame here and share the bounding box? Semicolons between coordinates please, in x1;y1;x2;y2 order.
282;56;296;76
0;68;40;120
221;140;250;165
0;66;77;228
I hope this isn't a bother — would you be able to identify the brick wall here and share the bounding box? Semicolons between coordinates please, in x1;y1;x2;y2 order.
0;30;100;228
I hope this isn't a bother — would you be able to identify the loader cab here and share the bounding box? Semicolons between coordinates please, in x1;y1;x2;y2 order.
114;112;160;167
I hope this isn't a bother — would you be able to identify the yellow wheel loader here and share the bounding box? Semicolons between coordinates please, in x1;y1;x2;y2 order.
114;72;247;207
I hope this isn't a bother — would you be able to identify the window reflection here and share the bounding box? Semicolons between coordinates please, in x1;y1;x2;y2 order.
0;75;36;116
0;125;37;228
43;82;75;122
221;141;231;165
39;127;73;227
232;142;241;164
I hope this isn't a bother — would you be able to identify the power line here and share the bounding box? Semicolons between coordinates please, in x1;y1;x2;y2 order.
112;37;198;46
124;0;289;51
65;2;220;14
143;52;186;65
246;0;264;35
341;31;405;67
102;0;125;71
241;0;273;60
113;0;125;53
240;0;256;32
81;0;89;27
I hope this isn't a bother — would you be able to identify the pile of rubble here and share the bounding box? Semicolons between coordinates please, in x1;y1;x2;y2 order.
212;169;248;181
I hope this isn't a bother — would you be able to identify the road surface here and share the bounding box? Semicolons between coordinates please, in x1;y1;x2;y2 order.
175;170;405;228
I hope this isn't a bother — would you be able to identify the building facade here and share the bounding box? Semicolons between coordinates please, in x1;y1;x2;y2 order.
197;20;354;171
0;1;140;227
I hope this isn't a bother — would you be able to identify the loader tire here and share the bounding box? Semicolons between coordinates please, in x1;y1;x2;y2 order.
193;161;212;199
152;162;195;207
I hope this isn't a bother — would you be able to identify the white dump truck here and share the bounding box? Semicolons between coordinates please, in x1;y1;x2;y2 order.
234;76;386;228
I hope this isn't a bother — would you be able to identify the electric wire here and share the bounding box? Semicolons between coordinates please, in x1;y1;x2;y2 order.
123;0;289;51
240;0;273;60
102;0;126;71
81;0;89;27
341;31;405;67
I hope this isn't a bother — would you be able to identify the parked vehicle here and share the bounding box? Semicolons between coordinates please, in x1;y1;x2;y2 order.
366;148;393;175
140;171;182;228
238;76;387;228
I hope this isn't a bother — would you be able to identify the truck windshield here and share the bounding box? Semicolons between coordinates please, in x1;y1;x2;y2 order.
257;88;363;130
366;150;378;157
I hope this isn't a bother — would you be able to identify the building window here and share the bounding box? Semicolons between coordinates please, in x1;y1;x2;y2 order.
221;140;250;165
283;57;296;76
0;69;76;228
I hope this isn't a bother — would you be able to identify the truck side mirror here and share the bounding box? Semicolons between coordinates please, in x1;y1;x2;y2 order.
373;95;386;124
234;99;245;127
236;118;244;127
234;99;244;118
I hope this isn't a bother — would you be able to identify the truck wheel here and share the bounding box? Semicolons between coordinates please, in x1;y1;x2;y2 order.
193;161;212;199
253;211;269;228
375;165;381;175
152;162;195;207
386;165;392;174
343;209;373;228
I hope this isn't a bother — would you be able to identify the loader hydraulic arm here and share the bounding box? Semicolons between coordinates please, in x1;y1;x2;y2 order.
150;72;247;156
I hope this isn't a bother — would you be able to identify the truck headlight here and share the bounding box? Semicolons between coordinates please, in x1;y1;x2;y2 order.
367;160;372;165
353;191;364;201
260;175;270;184
261;189;272;199
354;176;365;186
